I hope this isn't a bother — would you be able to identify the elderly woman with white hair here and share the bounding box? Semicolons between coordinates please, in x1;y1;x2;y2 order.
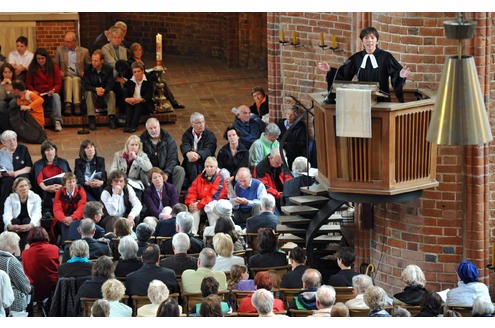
137;280;181;317
393;264;428;306
248;123;281;168
363;286;391;317
58;239;93;278
345;274;373;309
203;199;242;242
114;235;142;277
101;278;132;317
0;231;31;316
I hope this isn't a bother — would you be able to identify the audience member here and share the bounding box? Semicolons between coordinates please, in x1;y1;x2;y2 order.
154;203;187;238
330;302;350;317
57;239;93;278
185;156;228;234
160;212;203;255
100;170;143;230
101;26;128;72
180;112;217;188
83;49;117;130
3;177;41;250
249;86;269;123
26;48;63;131
446;260;490;306
136;222;153;256
415;291;443;317
55;31;91;116
0;270;14;317
141;117;185;195
52;172;87;244
181;247;227;293
143;216;158;231
238;271;284;313
7;36;33;80
67;201;105;241
213;216;245;251
245;194;279;234
327;247;359;286
137;279;171;317
280;246;307;289
125;244;179;295
156;297;181;317
287;268;322;313
311;285;336;317
231;167;266;228
277;104;307;169
123;61;153;132
211;232;244;272
363;286;391;317
472;296;494;317
143;167;178;219
199;294;223;317
191;276;231;316
0;232;30;316
281;156;315;205
114;235;142;277
61;218;111;263
233;104;265;150
251;288;276;317
253;148;293;204
91;21;129;53
12;79;45;128
249;123;280;168
202;200;239;244
393;264;428;306
101;278;132;317
159;232;198;276
248;227;287;269
74;139;107;201
345;274;373;309
91;299;110;317
228;264;255;291
217;126;249;179
0;63;17;115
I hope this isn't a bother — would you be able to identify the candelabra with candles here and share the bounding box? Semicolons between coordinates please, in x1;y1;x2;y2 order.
153;33;173;113
318;32;344;52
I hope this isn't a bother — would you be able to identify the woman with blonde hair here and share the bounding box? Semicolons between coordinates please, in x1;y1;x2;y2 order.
101;278;132;317
212;232;244;272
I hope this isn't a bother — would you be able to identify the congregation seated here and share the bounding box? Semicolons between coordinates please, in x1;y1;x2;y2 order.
245;194;279;234
280;246;308;289
52;172;87;245
181;247;227;294
26;47;63;131
393;264;428;306
249;86;269;124
216;126;249;179
57;239;93;278
231;167;266;228
159;232;198;276
310;285;336;317
154;203;187;238
3;177;41;251
248;227;287;269
0;231;31;316
160;212;203;255
327;246;359;287
33;139;71;216
211;232;245;273
248;123;280;168
157;297;181;317
363;286;391;317
137;279;173;317
180;112;217;189
114;235;142;277
143;167;178;220
276;104;307;169
345;274;373;309
190;276;231;316
287;268;322;313
21;226;59;303
123;62;154;133
184;156;227;235
232;104;265;150
446;260;490;306
62;218;111;263
136;222;153;257
415;291;443;317
67;201;105;241
237;271;284;314
210;216;245;252
101;278;132;317
125;244;179;296
74;139;107;201
228;264;255;291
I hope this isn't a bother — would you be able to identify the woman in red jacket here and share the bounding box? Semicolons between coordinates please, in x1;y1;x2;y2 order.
26;47;63;131
185;156;228;235
52;172;87;245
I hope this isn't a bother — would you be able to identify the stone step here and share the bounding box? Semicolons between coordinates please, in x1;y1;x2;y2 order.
319;224;342;234
277;233;304;243
45;111;177;127
276;224;306;234
313;235;343;243
300;184;328;196
278;215;311;225
281;205;318;217
288;195;329;207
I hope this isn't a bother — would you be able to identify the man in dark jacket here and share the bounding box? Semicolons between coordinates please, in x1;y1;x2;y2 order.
327;247;359;287
233;105;265;149
160;212;203;255
61;218;111;263
245;194;279;233
159;232;198;276
287;268;321;314
280;246;308;289
125;244;179;295
140;117;185;195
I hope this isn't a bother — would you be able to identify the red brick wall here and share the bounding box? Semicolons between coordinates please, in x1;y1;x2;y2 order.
267;12;495;296
35;21;78;58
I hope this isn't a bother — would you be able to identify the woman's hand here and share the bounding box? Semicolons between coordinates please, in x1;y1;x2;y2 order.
400;65;411;78
317;61;330;72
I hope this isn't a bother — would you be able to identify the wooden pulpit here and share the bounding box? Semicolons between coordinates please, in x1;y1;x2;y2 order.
310;89;438;195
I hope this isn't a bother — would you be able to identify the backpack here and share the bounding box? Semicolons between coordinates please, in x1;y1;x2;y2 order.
8;109;47;144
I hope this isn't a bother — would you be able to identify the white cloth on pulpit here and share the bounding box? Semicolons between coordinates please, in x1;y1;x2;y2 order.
336;88;372;138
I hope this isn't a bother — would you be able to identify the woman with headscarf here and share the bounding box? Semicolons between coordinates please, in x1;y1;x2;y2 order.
446;260;490;306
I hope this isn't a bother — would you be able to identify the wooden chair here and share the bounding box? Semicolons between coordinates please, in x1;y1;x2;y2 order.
446;304;473;317
290;309;314;317
153;236;171;248
348;307;369;317
79;297;98;317
334;286;355;303
251;265;290;289
230;289;254;311
278;288;302;308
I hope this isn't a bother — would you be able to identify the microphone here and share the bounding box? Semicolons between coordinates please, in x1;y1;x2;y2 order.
324;58;351;104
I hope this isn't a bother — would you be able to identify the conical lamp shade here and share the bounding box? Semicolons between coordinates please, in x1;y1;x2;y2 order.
427;55;493;145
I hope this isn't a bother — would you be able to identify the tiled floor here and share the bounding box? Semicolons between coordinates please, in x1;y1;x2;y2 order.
24;55;267;166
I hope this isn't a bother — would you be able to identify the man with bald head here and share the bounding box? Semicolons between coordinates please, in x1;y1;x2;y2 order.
233;104;265;149
55;31;91;115
230;167;266;228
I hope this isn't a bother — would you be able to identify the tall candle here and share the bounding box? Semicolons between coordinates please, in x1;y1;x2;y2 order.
331;34;337;48
279;29;285;42
319;32;325;47
156;33;163;67
292;31;297;45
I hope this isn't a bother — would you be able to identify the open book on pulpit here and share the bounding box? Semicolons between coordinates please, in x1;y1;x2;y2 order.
332;81;384;138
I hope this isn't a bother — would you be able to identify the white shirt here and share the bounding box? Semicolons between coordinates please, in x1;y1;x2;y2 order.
131;74;147;99
0;270;14;317
8;50;34;68
100;185;142;218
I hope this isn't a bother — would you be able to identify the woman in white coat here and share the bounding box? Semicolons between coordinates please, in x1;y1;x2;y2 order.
3;177;42;250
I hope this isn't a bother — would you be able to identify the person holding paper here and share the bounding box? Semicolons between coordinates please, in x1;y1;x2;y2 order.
33;140;71;216
317;26;410;103
52;172;87;245
74;139;107;201
143;167;178;220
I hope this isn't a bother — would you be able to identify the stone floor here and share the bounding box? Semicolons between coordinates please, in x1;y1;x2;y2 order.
24;55;267;166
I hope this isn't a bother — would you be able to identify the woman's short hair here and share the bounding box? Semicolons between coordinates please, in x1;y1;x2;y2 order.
363;286;388;311
40;140;58;160
212;232;233;257
129;42;142;54
148;166;167;181
330;302;349;317
199;294;222;317
352;274;373;294
254;271;273;291
118;235;138;260
200;276;219;297
223;125;240;140
292;156;310;176
92;255;115;279
401;264;426;288
102;278;126;301
91;299;110;317
265;123;281;137
204;156;218;167
157;297;180;317
359;26;379;41
62;172;77;186
0;130;17;144
142;216;158;231
26;226;50;244
147;279;169;304
79;139;97;160
257;228;277;252
228;264;247;289
0;231;20;253
70;239;90;258
251;288;273;315
114;217;132;237
12;176;31;193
